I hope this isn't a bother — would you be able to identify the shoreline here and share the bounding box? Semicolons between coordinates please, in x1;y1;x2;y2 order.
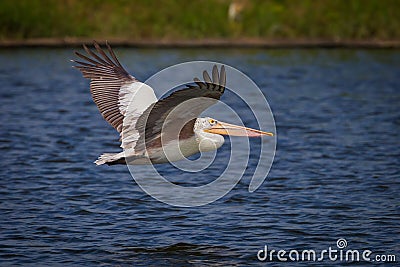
1;38;399;49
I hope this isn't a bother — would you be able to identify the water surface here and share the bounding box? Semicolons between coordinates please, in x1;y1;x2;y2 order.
0;48;399;266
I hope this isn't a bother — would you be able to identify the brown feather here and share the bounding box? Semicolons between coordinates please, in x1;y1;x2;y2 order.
135;65;226;152
73;41;137;133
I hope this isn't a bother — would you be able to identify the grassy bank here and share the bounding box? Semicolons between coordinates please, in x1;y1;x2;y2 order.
0;0;399;41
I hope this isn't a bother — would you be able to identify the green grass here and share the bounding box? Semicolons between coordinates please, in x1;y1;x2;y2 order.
0;0;399;40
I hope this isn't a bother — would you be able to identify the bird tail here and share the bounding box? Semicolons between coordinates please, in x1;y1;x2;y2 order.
94;152;125;165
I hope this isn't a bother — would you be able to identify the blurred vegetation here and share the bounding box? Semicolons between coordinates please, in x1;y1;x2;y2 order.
0;0;399;40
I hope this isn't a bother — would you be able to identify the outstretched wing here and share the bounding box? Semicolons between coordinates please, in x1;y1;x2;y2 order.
133;65;226;153
73;41;157;151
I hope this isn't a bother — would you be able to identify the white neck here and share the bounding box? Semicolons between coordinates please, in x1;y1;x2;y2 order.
194;129;225;152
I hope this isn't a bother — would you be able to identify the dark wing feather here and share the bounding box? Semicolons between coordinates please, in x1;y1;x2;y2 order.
134;65;226;152
72;41;137;133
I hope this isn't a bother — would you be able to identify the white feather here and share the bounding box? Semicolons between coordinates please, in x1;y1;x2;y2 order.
118;82;157;150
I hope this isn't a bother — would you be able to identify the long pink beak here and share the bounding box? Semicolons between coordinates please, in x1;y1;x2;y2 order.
204;121;274;137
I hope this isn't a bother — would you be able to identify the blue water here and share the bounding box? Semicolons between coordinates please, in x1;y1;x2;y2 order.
0;48;399;266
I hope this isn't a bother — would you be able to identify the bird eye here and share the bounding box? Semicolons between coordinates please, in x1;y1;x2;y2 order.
209;119;216;124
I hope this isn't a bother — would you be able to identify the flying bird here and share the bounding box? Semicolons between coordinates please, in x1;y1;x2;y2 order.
73;41;273;165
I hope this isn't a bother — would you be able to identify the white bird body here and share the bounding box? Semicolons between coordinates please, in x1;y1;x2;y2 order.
73;41;273;166
98;118;225;165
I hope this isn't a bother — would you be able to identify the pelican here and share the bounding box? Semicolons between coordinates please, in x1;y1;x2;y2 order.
73;41;273;165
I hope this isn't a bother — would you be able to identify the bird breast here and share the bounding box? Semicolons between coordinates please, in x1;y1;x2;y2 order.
149;136;201;163
196;131;225;153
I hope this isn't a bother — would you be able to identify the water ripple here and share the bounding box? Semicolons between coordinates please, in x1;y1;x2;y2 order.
0;48;399;266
